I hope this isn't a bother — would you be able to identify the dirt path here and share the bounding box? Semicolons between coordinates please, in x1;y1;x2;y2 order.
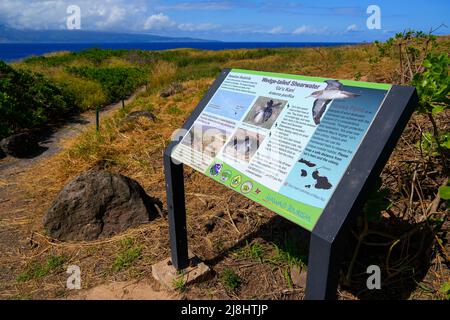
0;86;146;181
70;281;179;300
0;88;146;298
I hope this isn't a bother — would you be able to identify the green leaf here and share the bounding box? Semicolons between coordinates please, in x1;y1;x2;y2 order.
431;104;446;114
423;60;433;68
440;282;450;299
438;186;450;200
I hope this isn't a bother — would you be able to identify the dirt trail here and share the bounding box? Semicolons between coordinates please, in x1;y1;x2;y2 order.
0;88;146;279
0;87;146;181
70;281;179;300
0;87;158;300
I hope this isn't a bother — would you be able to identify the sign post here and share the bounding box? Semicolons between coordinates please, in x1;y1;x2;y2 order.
163;149;189;270
163;68;417;299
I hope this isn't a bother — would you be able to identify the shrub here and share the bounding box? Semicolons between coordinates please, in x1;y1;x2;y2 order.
0;61;76;139
67;66;147;103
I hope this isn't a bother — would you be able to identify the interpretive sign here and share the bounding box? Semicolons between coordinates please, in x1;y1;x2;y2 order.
171;69;391;231
163;68;417;299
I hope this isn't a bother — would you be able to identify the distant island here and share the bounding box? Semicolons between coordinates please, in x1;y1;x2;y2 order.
0;25;215;43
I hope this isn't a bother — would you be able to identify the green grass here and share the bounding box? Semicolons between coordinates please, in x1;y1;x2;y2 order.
267;241;307;268
440;282;450;300
232;241;265;262
8;294;33;300
17;255;66;282
167;105;184;115
221;268;242;291
112;238;142;272
283;268;293;288
172;273;186;292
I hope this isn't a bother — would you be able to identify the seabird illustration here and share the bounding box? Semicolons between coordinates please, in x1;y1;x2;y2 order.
307;80;360;125
252;99;282;124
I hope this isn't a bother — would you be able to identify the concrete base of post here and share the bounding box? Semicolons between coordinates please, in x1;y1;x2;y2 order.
151;254;211;290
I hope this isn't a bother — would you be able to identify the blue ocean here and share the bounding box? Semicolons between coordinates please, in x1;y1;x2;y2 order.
0;42;356;62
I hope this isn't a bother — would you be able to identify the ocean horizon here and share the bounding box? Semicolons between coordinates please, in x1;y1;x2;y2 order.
0;42;359;62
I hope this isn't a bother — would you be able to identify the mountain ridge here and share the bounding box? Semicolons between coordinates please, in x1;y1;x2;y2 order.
0;25;216;43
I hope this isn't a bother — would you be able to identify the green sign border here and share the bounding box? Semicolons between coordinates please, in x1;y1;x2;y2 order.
206;161;323;231
231;68;392;90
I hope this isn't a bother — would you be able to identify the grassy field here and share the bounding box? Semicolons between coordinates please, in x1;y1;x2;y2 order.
0;36;449;300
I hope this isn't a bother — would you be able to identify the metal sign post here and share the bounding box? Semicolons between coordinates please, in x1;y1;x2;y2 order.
163;149;189;270
163;69;417;299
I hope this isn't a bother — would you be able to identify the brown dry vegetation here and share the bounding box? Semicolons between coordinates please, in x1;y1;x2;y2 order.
0;40;449;300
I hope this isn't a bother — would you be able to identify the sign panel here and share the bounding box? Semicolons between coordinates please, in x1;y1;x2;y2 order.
171;69;392;231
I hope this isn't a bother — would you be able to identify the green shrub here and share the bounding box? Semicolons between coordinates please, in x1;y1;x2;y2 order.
0;61;76;139
67;66;147;103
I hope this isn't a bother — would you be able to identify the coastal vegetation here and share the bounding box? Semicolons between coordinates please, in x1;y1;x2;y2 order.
0;61;75;139
0;33;449;300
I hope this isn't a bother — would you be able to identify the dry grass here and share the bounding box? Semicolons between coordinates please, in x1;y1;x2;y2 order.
1;43;449;300
148;60;178;91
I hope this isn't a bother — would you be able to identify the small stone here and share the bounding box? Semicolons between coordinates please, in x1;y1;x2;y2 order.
160;82;183;98
0;132;39;158
126;110;157;122
290;266;307;288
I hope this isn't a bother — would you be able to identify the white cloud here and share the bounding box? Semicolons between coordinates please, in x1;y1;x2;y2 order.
95;6;127;28
157;1;232;11
178;23;218;31
0;1;220;34
268;26;284;34
346;24;358;32
0;0;148;30
0;0;66;29
143;13;176;30
292;25;329;35
144;13;218;32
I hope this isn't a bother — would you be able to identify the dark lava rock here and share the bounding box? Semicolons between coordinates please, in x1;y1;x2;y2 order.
126;110;157;122
160;82;183;98
0;132;39;158
43;170;160;241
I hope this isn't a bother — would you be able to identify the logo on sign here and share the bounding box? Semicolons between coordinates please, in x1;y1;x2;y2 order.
241;181;253;194
220;170;232;182
230;175;242;188
210;163;222;176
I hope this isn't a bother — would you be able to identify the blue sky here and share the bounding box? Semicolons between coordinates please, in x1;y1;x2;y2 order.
0;0;449;42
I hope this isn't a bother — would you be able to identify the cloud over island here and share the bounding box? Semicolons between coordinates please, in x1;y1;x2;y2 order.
0;0;448;42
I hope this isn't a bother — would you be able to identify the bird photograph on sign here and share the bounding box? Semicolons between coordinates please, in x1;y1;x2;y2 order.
181;124;229;158
243;96;287;129
308;80;360;125
223;128;265;162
